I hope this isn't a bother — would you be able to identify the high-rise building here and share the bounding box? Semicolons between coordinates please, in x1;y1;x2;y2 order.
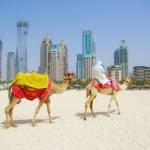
39;37;52;73
120;40;128;78
0;39;2;80
7;52;15;81
60;41;68;74
49;44;67;81
107;65;123;81
16;21;28;73
82;31;96;57
76;54;83;79
114;40;128;79
82;31;96;79
114;48;120;65
133;66;150;80
39;37;68;81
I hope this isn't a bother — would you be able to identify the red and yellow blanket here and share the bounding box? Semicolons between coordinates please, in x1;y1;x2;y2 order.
92;77;121;91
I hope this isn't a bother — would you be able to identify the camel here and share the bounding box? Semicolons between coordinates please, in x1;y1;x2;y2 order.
5;73;75;128
84;78;131;120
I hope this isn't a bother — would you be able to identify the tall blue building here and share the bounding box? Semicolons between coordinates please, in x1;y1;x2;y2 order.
120;40;128;78
76;54;83;79
114;48;120;65
82;31;96;57
16;21;28;73
7;52;15;81
82;31;96;79
0;39;2;80
114;40;128;79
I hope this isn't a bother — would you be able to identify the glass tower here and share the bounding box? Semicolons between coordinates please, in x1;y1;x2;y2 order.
7;52;15;81
76;54;83;79
16;21;28;73
82;31;96;79
82;31;96;57
0;39;2;79
114;48;120;65
114;40;128;79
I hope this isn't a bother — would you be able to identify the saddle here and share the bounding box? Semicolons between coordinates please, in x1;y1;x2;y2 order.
92;77;121;91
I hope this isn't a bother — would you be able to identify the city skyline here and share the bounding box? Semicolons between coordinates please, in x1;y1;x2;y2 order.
0;0;150;80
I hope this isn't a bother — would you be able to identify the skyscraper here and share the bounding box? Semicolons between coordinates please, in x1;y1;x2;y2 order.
39;37;68;81
82;31;96;57
120;40;128;78
0;39;2;80
114;48;120;65
76;54;83;79
39;37;52;73
16;21;28;73
114;40;128;79
82;31;96;79
49;43;67;81
7;52;15;81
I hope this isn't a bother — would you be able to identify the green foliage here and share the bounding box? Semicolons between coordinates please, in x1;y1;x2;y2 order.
130;77;150;86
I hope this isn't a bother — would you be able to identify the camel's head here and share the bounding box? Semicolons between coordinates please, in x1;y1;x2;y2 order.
125;77;131;85
64;73;76;84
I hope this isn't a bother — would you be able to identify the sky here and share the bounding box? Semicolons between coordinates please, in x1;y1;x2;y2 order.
0;0;150;79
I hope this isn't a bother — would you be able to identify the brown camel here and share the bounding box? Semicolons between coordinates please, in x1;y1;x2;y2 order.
5;73;75;128
84;78;131;120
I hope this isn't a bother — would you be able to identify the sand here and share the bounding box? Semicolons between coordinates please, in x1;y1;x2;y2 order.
0;89;150;150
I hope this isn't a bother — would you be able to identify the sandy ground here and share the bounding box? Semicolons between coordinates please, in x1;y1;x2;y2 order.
0;89;150;150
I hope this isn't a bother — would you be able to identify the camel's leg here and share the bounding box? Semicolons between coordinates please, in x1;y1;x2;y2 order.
9;99;21;127
9;108;16;127
107;95;114;117
90;98;96;118
114;95;121;114
84;95;95;120
32;102;43;127
5;97;19;128
45;97;52;123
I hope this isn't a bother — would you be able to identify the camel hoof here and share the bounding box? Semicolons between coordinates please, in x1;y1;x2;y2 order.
93;114;96;118
107;113;110;117
13;124;17;128
49;120;53;123
5;124;10;128
32;123;36;127
84;117;87;121
118;112;121;115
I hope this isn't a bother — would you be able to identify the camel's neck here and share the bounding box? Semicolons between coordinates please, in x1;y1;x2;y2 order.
119;82;129;90
53;81;69;93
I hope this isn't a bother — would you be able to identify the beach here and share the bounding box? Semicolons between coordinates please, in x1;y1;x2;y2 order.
0;89;150;150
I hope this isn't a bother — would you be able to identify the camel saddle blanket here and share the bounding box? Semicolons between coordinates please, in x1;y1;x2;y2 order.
11;80;52;102
92;77;121;91
11;72;49;89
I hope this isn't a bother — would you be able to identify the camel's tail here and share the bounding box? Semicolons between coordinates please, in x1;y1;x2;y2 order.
86;82;91;98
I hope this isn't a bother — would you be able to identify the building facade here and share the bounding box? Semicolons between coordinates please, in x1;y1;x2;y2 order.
7;52;15;81
114;40;128;79
133;66;150;80
82;31;96;79
49;44;67;81
76;54;83;79
16;21;28;73
114;48;120;65
39;37;68;81
0;39;2;80
107;65;123;81
39;37;52;73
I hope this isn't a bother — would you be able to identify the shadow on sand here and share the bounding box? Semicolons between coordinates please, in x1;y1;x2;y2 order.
1;116;61;129
75;109;117;120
